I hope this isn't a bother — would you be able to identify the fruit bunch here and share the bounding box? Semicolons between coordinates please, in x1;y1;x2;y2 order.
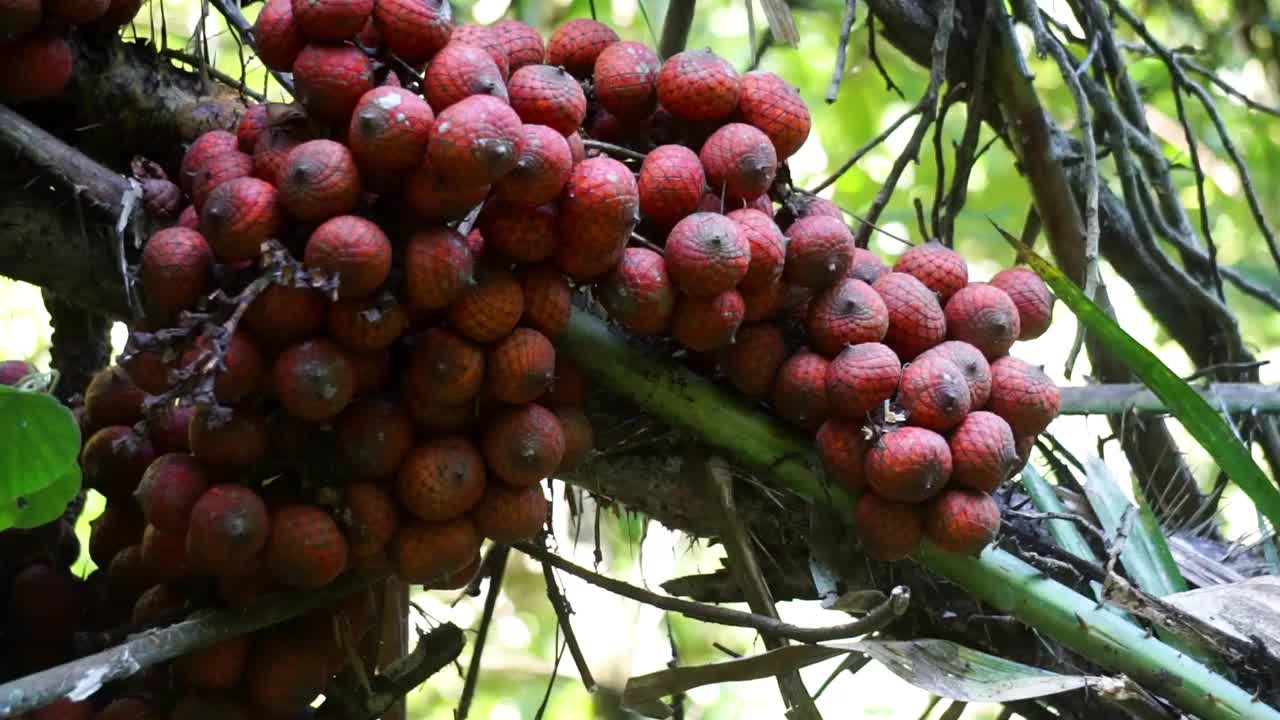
0;0;141;102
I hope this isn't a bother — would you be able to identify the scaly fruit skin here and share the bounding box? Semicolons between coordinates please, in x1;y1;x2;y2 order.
471;482;547;543
181;130;238;194
189;405;268;470
493;19;545;71
292;44;375;122
397;435;486;522
699;123;778;202
546;17;618;77
483;403;565;486
81;426;155;501
478;201;557;263
507;64;585;136
93;697;156;720
944;283;1021;360
349;348;391;395
235;102;271;151
140;227;213;317
304;215;392;299
898;353;972;432
428;94;524;187
949;411;1019;492
452;23;511;79
924;488;1001;555
272;338;355;421
279;139;361;223
737;71;811;160
266;505;349;589
327;296;409;352
0;359;34;386
778;193;841;229
291;0;371;41
180;329;264;403
252;120;311;188
638;144;706;228
404;156;491;221
0;33;72;101
176;635;249;690
89;502;145;568
344;481;400;556
853;493;923;561
720;322;786;397
487;328;556;404
447;265;524;342
247;634;332;717
784;216;854;289
141;523;195;581
85;365;144;427
244;284;326;343
599;247;676;337
657;48;740;124
741;277;786;323
519;265;572;338
184;484;270;575
672;289;745;352
335;398;415;479
348;86;434;175
391;517;480;583
593;41;660;116
425;41;508;110
554;406;594;469
494;124;572;208
404;226;475;311
199;177;283;262
402;393;476;434
254;0;306;70
373;0;451;66
919;340;991;408
0;0;40;45
771;350;829;430
555;157;640;280
131;582;182;624
816;418;867;491
49;0;108;24
872;272;947;360
986;356;1060;436
806;278;890;357
135;453;211;532
664;212;751;297
865;426;952;503
849;247;889;285
826;342;901;421
406;326;484;405
989;267;1055;340
893;240;968;302
726;208;785;291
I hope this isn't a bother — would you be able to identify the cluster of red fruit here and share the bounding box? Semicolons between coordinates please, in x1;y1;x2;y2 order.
0;0;140;101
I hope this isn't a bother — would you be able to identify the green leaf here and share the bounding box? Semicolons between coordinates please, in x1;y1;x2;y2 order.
0;465;82;530
0;385;81;530
1082;457;1187;597
994;227;1280;532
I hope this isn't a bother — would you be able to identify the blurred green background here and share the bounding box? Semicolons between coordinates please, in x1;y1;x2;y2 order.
4;0;1280;716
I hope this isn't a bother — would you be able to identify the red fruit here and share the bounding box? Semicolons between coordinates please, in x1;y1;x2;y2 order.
487;328;556;404
216;562;277;608
920;340;991;408
826;343;900;422
949;411;1019;492
93;697;156;720
671;289;745;352
244;283;326;343
396;435;486;521
543;355;586;407
391;517;479;582
478;201;558;263
784;215;853;289
335;398;415;479
507;64;586;136
0;33;71;101
266;505;348;588
849;247;889;284
483;403;564;486
82;425;154;500
493;19;545;71
191;152;255;215
135;454;210;532
493;124;573;208
176;635;249;690
278;139;361;223
924;488;1001;555
545;17;618;77
780;193;842;228
898;353;971;431
253;0;306;71
425;41;508;110
428;94;523;186
348;86;435;175
85;365;144;427
0;359;34;386
593;40;660;116
452;23;511;79
555;156;640;280
140;227;213;317
272;339;354;421
873;272;947;360
89;0;142;28
372;0;451;65
199;177;282;262
184;484;269;575
327;296;408;352
142;177;181;220
566;131;586;163
599;247;676;337
741;277;786;322
987;356;1060;436
771;350;829;429
519;265;572;338
180;131;238;193
471;482;547;543
292;0;371;40
719;322;786;397
700;123;777;202
853;493;923;561
402;393;476;433
10;562;84;637
0;0;40;45
726;208;785;292
445;265;522;342
349;349;391;395
292;44;375;121
48;0;107;24
989;267;1055;340
894;240;968;302
865;426;951;503
235;104;271;152
738;71;811;160
664;212;751;297
1015;434;1035;471
175;205;199;228
806;279;890;357
247;635;331;717
406;326;484;405
638;144;705;228
555;406;593;469
816;418;867;491
89;502;145;567
944;283;1021;359
141;523;195;580
189;406;267;470
344;481;400;556
251;119;311;189
656;48;740;123
304;215;392;299
403;155;490;221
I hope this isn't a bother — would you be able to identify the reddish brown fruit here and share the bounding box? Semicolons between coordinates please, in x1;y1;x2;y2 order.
235;103;271;151
142;178;181;220
402;393;475;433
898;353;971;431
25;700;92;720
396;435;486;521
849;247;889;285
865;426;951;503
483;403;564;486
546;17;618;77
88;0;142;28
771;350;829;430
253;0;306;71
806;279;890;357
0;359;34;386
81;425;154;500
555;156;640;280
247;634;331;717
92;697;156;720
0;0;40;45
327;296;408;352
1015;434;1035;470
949;411;1019;492
987;356;1060;436
487;328;556;404
425;41;508;110
447;265;524;342
944;283;1021;359
147;404;193;454
428;94;524;186
10;562;84;637
592;40;660;116
894;240;968;302
85;365;144;427
493;19;544;71
343;481;399;556
391;517;479;582
738;71;811;160
406;326;484;405
665;212;750;297
190;152;254;214
507;64;585;136
784;215;853;289
49;0;107;23
279;139;361;223
699;123;777;202
335;398;415;479
543;356;586;407
130;582;183;624
105;544;152;607
185;329;264;403
826;342;901;420
89;502;145;568
215;562;276;608
292;44;374;121
265;505;348;588
304;215;392;299
244;283;326;343
176;635;249;690
924;488;1000;555
719;322;786;397
919;340;991;408
292;0;371;41
816;418;867;491
656;48;740;123
853;493;923;561
404;226;475;311
185;484;269;575
989;267;1054;340
135;453;211;532
478;201;557;263
348;86;434;175
452;23;511;79
638;144;706;228
0;33;71;101
779;194;842;228
403;155;490;222
493;124;573;208
180;131;238;193
140;227;212;317
251;120;311;188
373;0;451;65
349;349;391;395
873;272;947;360
189;405;267;470
519;265;572;338
554;406;593;470
273;338;354;421
170;693;250;720
741;277;787;322
726;208;785;292
471;482;546;543
599;247;676;337
141;523;194;580
671;289;745;352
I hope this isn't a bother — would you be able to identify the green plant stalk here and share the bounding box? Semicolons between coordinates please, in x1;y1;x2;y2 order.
558;309;1278;720
1018;466;1107;601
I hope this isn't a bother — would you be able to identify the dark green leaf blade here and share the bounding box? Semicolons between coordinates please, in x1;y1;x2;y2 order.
0;385;81;527
1083;457;1187;597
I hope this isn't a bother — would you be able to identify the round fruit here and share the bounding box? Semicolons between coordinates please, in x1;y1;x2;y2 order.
471;483;547;543
189;405;268;470
0;0;40;45
989;267;1054;340
304;215;391;299
85;365;144;427
771;350;829;430
478;201;558;263
141;523;195;581
987;356;1060;436
428;94;524;187
873;272;947;360
665;212;751;297
90;502;145;568
545;17;618;77
406;327;484;405
507;64;586;136
404;156;492;221
292;44;375;122
266;505;349;589
738;71;811;160
554;406;594;470
853;493;923;561
391;517;480;583
816;418;866;491
849;247;890;285
372;0;452;66
482;403;564;486
278;139;361;223
806;279;889;356
335;398;415;479
865;426;952;503
700;123;777;202
919;340;991;408
727;208;785;292
493;19;545;71
519;265;572;338
949;411;1020;492
599;247;676;337
291;0;372;42
593;40;660;116
656;48;740;123
741;278;787;322
719;322;786;397
176;634;249;690
272;338;354;421
348;86;435;175
924;488;1001;555
252;120;311;188
493;124;573;208
247;634;331;716
10;562;84;637
140;227;213;317
671;289;745;352
425;41;508;111
0;33;72;102
404;226;475;311
898;353;971;431
826;342;902;420
185;484;270;575
343;481;399;557
81;425;154;501
199;177;282;262
180;130;238;193
487;328;556;404
945;283;1021;359
135;453;211;532
554;156;640;280
893;240;968;302
452;23;511;79
638;144;706;228
244;283;326;343
0;359;34;386
397;435;486;522
448;265;524;342
327;296;409;352
784;216;853;289
254;0;306;70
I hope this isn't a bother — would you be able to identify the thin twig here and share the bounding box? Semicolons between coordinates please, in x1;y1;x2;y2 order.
456;546;508;720
867;16;905;100
810;105;922;195
540;558;598;692
582;139;647;162
206;0;295;95
826;0;858;104
160;48;265;100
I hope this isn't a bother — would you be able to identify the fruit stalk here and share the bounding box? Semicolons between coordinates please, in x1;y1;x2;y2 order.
557;308;1277;720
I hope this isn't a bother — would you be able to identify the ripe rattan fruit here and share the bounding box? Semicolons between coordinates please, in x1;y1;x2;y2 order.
865;426;951;504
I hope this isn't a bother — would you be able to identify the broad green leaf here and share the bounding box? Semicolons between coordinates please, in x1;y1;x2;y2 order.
0;385;81;527
1082;457;1188;597
0;465;82;530
995;228;1280;531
